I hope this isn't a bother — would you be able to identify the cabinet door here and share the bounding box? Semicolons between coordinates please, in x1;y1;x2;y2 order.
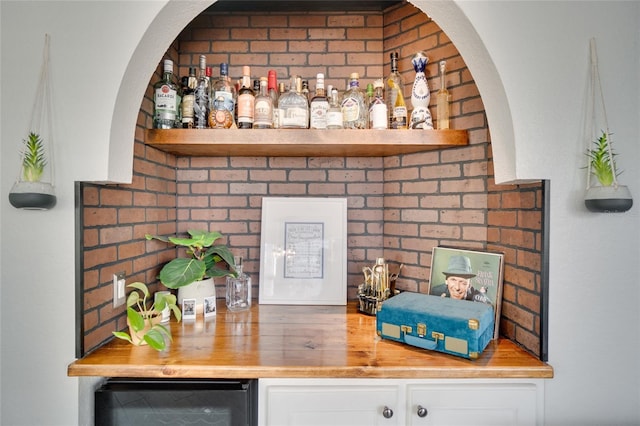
260;379;401;426
407;382;540;426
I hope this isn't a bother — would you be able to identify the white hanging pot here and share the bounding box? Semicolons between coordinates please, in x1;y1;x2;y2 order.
177;277;216;316
585;185;633;213
9;181;57;210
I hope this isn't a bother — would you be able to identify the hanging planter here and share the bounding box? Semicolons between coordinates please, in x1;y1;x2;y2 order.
583;38;632;213
9;34;57;210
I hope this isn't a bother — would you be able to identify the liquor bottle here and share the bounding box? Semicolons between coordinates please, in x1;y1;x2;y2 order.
153;59;179;129
301;80;311;104
180;67;197;128
210;62;236;128
253;77;273;129
369;79;388;130
279;75;309;129
410;51;433;130
193;55;209;129
226;256;251;312
386;52;407;129
237;66;255;129
326;88;344;129
309;73;329;129
267;70;280;129
341;73;367;129
365;82;375;129
436;60;451;130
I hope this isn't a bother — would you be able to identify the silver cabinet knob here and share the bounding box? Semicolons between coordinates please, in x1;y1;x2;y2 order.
417;405;428;418
382;406;394;418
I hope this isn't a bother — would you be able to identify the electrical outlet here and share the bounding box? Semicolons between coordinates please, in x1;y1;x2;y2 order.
113;272;126;308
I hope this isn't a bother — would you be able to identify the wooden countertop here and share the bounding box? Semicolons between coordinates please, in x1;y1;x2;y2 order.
68;304;553;380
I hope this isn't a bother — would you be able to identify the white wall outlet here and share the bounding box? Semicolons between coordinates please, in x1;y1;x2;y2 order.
113;272;126;308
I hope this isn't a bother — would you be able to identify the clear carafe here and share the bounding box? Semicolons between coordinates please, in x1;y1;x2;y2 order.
226;256;251;311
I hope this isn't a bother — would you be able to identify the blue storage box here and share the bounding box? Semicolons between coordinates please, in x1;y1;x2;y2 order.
376;291;494;360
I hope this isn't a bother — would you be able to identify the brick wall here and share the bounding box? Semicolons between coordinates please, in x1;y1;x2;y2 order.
79;3;545;358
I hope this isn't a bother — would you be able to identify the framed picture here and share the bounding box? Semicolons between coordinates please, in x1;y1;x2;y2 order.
259;197;347;305
182;298;196;321
203;296;217;318
428;246;504;339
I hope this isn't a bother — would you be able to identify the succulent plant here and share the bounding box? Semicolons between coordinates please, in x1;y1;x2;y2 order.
21;132;48;182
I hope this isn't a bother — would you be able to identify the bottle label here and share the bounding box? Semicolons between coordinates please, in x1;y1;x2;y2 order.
341;97;360;122
280;107;308;128
327;110;343;128
370;104;388;129
237;93;254;123
310;100;329;129
154;85;177;116
254;98;273;127
181;94;195;123
391;106;408;129
214;90;235;114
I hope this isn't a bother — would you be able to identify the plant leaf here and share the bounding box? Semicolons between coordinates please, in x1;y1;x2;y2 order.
112;331;133;344
143;329;166;351
126;307;145;332
159;258;206;288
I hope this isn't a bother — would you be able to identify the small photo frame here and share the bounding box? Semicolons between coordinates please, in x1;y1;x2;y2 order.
203;296;217;318
182;298;196;321
259;197;348;305
428;246;505;340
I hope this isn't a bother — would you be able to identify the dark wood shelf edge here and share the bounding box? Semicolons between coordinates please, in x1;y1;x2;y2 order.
144;128;469;157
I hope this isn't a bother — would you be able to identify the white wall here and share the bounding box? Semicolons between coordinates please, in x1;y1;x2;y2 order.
1;1;638;425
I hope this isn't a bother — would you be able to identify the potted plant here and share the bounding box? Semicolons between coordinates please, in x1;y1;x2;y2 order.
584;130;633;212
8;132;57;210
145;230;237;313
112;282;181;351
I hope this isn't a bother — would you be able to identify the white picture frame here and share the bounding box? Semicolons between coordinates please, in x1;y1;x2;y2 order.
182;298;197;321
259;197;347;305
203;296;217;318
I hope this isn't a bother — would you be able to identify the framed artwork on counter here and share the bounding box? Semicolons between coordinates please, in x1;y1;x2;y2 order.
259;197;347;305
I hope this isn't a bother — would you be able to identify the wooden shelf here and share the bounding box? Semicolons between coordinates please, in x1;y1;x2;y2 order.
144;128;468;157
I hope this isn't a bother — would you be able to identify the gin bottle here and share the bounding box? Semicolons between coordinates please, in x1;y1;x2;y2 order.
153;59;179;129
326;88;344;129
226;256;251;312
193;55;209;129
253;77;273;129
309;73;329;129
369;79;388;130
341;73;367;129
279;76;309;129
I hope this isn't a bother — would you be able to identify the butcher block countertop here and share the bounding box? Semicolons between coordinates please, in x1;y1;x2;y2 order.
68;304;553;380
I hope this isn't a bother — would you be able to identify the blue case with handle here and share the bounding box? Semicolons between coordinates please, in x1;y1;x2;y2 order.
376;291;494;359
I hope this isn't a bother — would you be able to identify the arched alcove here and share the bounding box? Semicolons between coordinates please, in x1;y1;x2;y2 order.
108;0;516;184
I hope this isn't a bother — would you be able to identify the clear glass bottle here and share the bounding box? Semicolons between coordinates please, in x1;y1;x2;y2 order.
210;62;236;129
369;79;388;130
341;72;367;129
326;88;344;129
386;52;407;129
279;75;309;129
153;59;179;129
268;70;280;129
253;76;273;129
237;66;255;129
193;55;209;129
309;73;329;129
436;60;451;130
226;256;251;312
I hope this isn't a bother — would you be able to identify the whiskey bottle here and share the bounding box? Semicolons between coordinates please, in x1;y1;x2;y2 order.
237;66;255;129
326;88;344;129
369;79;388;130
279;76;309;129
226;256;251;312
153;59;179;129
436;60;451;129
341;73;367;129
210;62;236;128
386;52;407;129
180;67;197;128
193;55;209;129
309;73;329;129
253;77;273;129
268;70;280;128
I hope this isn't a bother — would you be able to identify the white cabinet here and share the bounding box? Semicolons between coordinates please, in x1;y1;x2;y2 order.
259;378;545;426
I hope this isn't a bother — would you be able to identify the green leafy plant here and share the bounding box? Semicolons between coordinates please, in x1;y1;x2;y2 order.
586;131;621;187
112;282;181;351
21;132;47;182
145;229;237;289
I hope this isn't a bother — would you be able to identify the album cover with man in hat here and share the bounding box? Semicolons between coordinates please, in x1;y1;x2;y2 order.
428;246;504;340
